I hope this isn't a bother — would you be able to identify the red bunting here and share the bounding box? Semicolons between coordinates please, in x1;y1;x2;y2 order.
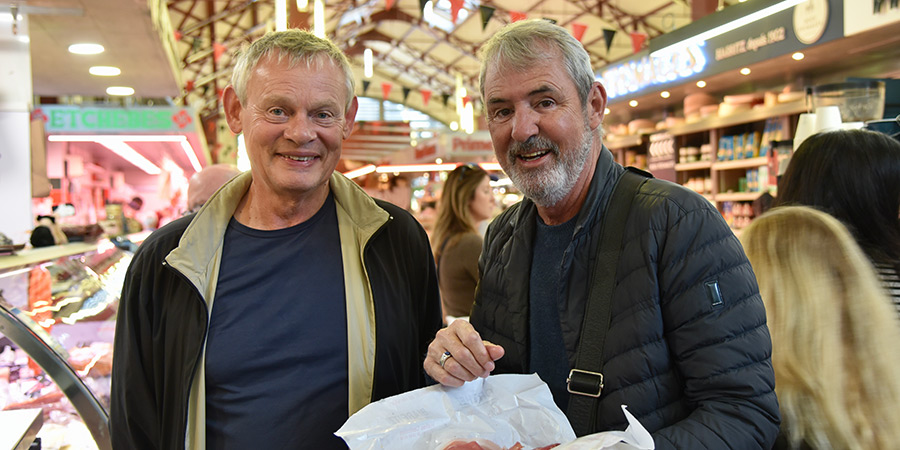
630;32;647;54
185;80;195;93
571;22;587;42
462;96;471;108
421;89;432;106
449;0;464;24
385;0;395;10
510;11;526;22
381;82;392;100
174;30;183;41
213;42;227;62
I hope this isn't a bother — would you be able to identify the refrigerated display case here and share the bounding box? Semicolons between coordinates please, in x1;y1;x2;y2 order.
0;238;139;450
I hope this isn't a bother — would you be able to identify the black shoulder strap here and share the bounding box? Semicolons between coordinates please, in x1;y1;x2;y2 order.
566;167;650;436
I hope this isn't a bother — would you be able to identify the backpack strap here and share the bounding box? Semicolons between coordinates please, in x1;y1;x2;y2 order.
566;167;651;436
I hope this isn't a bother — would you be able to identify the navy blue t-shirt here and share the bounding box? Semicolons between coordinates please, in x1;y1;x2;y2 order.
205;192;348;449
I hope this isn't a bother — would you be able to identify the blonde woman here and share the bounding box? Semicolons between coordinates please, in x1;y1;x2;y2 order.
741;206;900;449
432;163;496;324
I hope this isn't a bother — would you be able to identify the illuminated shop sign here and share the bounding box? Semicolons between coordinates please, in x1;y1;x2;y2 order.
600;44;707;99
597;0;843;101
39;106;197;133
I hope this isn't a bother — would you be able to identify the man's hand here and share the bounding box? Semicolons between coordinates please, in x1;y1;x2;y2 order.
425;320;505;387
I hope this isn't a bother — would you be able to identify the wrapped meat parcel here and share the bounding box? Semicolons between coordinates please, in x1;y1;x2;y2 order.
335;374;575;449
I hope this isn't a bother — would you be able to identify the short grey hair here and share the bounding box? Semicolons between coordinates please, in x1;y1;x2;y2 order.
231;30;355;110
478;19;595;106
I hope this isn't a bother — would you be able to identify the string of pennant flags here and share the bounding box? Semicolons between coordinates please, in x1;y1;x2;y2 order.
176;0;650;107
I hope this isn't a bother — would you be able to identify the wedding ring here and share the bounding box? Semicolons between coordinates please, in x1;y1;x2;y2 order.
439;351;452;369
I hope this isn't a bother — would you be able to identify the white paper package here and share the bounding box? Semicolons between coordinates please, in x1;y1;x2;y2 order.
335;373;576;449
336;373;656;450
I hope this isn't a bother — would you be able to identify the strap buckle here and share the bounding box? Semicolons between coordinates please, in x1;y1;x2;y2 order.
566;369;604;398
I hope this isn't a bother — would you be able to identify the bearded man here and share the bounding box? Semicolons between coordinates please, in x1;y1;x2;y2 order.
424;19;780;449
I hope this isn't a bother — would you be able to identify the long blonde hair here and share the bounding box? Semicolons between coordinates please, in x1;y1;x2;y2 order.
741;206;900;449
431;164;488;260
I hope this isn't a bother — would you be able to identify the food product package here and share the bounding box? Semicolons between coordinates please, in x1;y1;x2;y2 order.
335;373;576;449
555;405;654;450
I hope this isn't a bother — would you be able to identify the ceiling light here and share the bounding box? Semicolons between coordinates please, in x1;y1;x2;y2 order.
792;52;805;60
275;0;287;31
68;43;105;55
629;100;638;107
450;121;459;131
313;0;325;38
651;0;807;57
364;48;374;78
95;139;161;175
297;0;309;10
107;86;135;96
740;67;751;75
89;66;121;76
660;91;671;99
696;80;707;88
604;107;611;115
479;162;502;171
179;139;203;172
48;135;201;173
343;164;376;179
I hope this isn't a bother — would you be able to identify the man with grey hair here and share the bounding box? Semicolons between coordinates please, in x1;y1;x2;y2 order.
425;19;780;448
111;30;441;449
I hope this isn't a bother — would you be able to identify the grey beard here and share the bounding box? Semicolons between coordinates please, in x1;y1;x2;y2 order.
503;129;592;207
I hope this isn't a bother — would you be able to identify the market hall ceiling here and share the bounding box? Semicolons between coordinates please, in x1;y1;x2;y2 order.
21;0;740;162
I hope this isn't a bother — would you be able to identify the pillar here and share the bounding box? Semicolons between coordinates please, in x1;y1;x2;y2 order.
0;12;34;244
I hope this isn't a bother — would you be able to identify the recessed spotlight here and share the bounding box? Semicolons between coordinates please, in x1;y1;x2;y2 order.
69;43;105;55
740;67;751;75
604;107;611;115
450;121;459;131
792;52;805;61
89;66;121;76
696;80;707;88
660;91;671;99
107;86;135;96
629;100;638;107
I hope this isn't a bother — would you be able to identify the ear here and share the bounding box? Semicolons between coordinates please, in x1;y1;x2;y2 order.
222;85;244;134
342;96;359;140
587;81;607;130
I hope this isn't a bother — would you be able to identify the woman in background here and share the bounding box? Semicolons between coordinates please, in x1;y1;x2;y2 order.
741;206;900;449
775;128;900;309
432;163;495;324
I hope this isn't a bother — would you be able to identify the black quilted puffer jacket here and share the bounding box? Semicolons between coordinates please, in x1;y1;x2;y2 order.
470;148;780;449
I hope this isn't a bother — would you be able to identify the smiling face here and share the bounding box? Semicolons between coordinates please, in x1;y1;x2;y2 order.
483;48;604;209
223;51;357;204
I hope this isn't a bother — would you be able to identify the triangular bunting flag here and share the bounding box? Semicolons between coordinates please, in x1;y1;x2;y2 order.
402;87;411;104
630;32;647;54
421;89;432;106
419;0;428;17
602;28;616;53
185;80;195;93
510;11;527;22
450;0;464;24
381;82;392;100
479;6;495;31
462;96;471;108
362;80;371;96
174;30;183;41
571;22;587;42
385;0;395;11
213;42;227;62
442;93;451;106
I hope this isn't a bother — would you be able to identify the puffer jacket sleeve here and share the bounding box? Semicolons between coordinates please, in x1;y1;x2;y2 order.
650;195;780;449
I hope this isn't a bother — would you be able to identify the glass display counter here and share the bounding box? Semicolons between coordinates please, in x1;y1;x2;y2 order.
0;236;142;450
